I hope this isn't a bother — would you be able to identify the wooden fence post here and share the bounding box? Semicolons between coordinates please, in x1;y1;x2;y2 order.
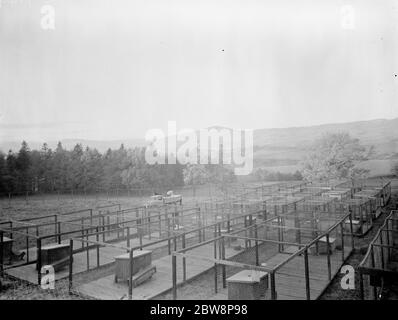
54;215;58;242
326;233;331;281
349;213;355;251
197;208;202;242
172;254;177;300
244;216;248;249
278;216;282;252
304;248;310;300
159;211;162;238
370;246;377;299
102;216;105;242
26;228;30;263
182;234;186;282
359;269;364;300
386;221;391;260
148;211;151;240
128;250;133;300
107;216;111;237
58;222;61;244
81;218;84;249
222;237;226;289
249;214;253;247
127;227;130;248
86;229;90;271
0;232;3;276
380;232;385;269
270;271;276;300
96;227;100;268
255;225;259;266
340;223;345;262
37;238;42;285
214;234;218;294
68;239;73;294
263;201;267;221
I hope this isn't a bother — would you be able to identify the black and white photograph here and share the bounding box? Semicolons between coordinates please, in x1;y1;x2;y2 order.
1;0;398;307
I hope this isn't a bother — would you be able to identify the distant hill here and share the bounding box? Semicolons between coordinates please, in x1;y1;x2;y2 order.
1;118;398;177
254;118;398;154
252;118;398;176
0;138;146;153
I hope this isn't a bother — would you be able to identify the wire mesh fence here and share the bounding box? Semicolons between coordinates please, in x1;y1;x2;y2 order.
0;178;393;300
358;210;398;300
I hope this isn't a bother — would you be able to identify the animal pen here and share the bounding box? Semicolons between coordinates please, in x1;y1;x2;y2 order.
67;210;262;299
0;202;194;282
334;198;373;236
170;210;355;300
0;179;393;300
345;180;391;207
358;210;398;300
0;199;263;299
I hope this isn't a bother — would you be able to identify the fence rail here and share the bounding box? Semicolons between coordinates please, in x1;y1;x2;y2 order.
358;210;398;300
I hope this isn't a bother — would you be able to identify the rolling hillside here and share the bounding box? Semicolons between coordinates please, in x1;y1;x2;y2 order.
252;118;398;176
1;118;397;177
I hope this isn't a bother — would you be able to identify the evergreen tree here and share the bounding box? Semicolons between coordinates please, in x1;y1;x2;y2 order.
0;151;7;193
0;141;188;195
6;150;18;193
16;141;32;192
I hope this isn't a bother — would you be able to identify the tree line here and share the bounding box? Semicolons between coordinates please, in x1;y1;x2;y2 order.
0;132;379;196
0;141;237;195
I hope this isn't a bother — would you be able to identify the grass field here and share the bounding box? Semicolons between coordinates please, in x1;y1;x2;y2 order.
356;159;396;177
257;159;397;177
0;181;283;222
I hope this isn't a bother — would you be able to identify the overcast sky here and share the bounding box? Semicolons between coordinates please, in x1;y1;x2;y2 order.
0;0;397;142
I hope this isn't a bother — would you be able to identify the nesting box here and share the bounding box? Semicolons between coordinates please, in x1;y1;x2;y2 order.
39;243;70;270
114;250;152;283
344;219;361;234
227;270;269;300
309;236;336;255
1;237;14;264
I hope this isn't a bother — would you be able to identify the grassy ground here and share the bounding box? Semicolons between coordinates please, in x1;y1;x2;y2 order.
0;275;83;300
254;159;397;177
0;183;232;221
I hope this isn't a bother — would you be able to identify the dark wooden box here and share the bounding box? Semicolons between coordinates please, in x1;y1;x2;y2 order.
227;270;269;300
38;243;70;270
114;250;152;282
